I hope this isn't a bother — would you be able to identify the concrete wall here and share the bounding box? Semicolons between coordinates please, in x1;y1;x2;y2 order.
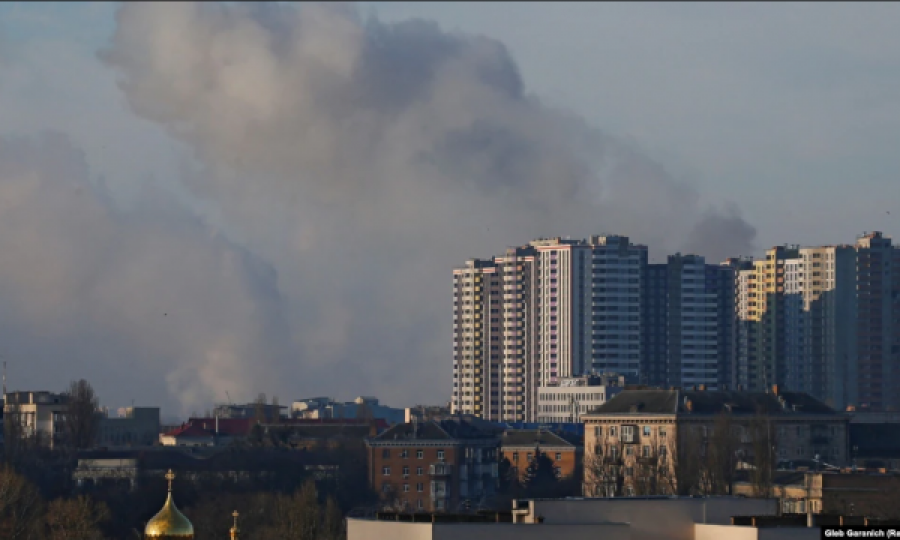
345;519;629;540
695;525;758;540
527;498;778;540
435;523;628;540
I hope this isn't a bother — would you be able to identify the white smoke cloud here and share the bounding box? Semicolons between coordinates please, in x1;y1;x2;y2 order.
0;132;294;414
97;2;756;407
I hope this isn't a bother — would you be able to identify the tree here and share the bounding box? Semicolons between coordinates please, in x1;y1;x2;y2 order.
45;495;110;540
669;425;702;496
522;450;558;498
583;437;626;497
749;410;778;498
321;496;343;540
703;413;741;495
0;466;44;539
62;379;100;450
3;398;26;463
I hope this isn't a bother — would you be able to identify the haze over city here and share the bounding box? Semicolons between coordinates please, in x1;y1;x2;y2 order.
2;2;900;417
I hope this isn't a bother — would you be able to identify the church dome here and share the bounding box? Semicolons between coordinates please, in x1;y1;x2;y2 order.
145;470;194;539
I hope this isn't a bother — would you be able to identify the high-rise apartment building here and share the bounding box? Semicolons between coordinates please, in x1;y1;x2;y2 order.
733;232;900;412
451;249;537;423
452;236;646;422
643;255;736;390
854;232;900;411
780;246;857;409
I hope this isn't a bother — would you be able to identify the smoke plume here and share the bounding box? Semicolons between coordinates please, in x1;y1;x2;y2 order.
3;3;757;412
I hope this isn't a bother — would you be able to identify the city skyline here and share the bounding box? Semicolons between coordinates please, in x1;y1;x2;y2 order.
2;3;900;416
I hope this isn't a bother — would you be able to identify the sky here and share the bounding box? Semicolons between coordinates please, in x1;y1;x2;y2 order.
1;2;899;417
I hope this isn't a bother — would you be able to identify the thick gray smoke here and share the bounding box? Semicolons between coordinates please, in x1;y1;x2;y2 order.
0;133;294;415
4;2;754;412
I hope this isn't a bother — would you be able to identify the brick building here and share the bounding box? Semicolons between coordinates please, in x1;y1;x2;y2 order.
581;387;848;497
365;417;501;512
500;429;580;481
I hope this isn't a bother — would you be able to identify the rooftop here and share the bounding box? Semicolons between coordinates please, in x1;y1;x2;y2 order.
370;416;502;443
501;429;576;448
586;388;837;416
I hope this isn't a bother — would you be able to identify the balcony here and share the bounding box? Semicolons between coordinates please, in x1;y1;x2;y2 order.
429;463;453;476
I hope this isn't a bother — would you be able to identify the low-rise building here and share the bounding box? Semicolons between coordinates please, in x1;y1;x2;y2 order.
733;470;900;516
96;407;160;447
159;417;252;447
500;429;580;481
347;497;792;540
365;417;501;513
3;391;68;447
405;404;452;423
292;396;405;424
581;387;849;497
536;374;625;423
212;402;287;421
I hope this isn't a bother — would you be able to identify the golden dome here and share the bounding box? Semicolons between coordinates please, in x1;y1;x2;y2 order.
145;470;194;539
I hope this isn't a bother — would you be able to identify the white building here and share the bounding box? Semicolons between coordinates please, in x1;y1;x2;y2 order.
536;373;625;423
453;236;647;424
3;391;68;447
291;396;405;424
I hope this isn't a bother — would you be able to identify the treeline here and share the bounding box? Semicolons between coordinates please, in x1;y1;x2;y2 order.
0;379;378;539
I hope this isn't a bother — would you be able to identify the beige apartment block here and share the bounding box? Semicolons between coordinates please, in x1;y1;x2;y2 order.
582;388;848;497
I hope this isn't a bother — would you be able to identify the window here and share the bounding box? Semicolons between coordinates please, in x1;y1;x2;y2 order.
554;467;561;477
625;467;634;477
400;449;409;458
555;453;562;461
626;446;634;456
610;446;619;459
797;447;804;457
436;500;445;510
621;425;636;444
594;426;602;438
382;449;391;459
403;484;410;492
382;467;391;476
659;445;667;457
437;450;445;461
642;445;650;458
659;426;666;438
382;483;391;493
417;467;423;475
403;466;409;477
513;452;519;462
643;426;651;437
609;426;618;437
417;449;424;459
527;453;533;462
417;499;424;509
416;483;424;492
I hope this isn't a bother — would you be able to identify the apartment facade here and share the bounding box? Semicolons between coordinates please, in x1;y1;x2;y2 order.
854;231;900;411
452;236;646;423
365;417;501;512
732;232;900;411
581;388;849;497
649;254;735;390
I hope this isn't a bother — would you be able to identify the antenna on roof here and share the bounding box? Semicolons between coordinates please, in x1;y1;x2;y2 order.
2;361;6;397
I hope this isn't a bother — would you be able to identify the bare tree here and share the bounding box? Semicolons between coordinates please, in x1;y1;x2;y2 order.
3;399;26;462
750;410;777;498
45;495;110;540
632;434;669;496
704;413;741;495
0;466;44;539
61;379;100;450
669;424;702;496
583;437;626;497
